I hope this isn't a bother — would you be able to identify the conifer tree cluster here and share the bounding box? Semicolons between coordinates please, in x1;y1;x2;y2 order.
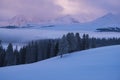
0;33;120;67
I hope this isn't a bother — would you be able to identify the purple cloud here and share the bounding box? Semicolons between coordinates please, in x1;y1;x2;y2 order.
0;0;119;22
0;0;63;20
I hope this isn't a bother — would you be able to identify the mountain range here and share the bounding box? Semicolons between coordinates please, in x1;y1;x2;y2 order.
0;13;120;28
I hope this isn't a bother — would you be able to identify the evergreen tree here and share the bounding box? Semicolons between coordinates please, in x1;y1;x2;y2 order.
66;33;76;53
0;41;5;67
19;47;26;64
4;43;16;66
2;33;120;67
82;34;89;50
90;38;96;48
85;34;89;49
37;40;51;61
37;41;43;61
75;33;82;51
25;42;37;63
54;40;59;56
82;34;86;50
50;39;59;57
14;46;20;65
0;50;5;67
58;35;68;58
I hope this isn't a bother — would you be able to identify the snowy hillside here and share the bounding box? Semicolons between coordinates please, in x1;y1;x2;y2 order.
0;45;120;80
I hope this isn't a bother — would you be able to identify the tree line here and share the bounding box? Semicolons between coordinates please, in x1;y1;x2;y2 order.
96;27;120;32
0;32;120;67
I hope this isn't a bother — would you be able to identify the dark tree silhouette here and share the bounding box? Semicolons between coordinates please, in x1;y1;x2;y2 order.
1;32;120;67
4;43;16;66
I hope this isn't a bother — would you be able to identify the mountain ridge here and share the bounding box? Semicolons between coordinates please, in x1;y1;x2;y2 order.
0;13;120;28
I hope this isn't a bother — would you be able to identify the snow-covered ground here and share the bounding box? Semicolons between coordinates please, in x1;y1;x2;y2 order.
0;45;120;80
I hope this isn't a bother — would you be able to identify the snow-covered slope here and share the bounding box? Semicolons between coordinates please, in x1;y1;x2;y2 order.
8;15;30;27
0;13;120;30
89;13;120;28
92;13;120;25
38;13;120;31
0;15;80;27
50;15;80;24
0;45;120;80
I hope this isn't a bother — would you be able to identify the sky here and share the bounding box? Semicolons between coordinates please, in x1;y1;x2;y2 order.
0;0;120;22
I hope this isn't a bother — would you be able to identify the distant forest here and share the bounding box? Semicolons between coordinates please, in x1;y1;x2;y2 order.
0;26;19;29
96;27;120;32
0;32;120;67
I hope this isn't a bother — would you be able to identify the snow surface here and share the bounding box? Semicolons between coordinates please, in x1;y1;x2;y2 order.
0;45;120;80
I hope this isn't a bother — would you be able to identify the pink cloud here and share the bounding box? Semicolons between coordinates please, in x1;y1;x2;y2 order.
0;0;63;20
0;0;119;22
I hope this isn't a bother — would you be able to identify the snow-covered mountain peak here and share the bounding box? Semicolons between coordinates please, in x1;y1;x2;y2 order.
6;15;80;26
8;15;30;26
50;15;80;24
98;13;120;22
91;13;120;26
